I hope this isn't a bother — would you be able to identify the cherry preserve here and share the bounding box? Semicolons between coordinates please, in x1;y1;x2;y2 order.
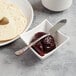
31;32;56;56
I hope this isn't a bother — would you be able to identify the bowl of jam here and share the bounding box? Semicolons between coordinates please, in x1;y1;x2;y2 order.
20;19;69;59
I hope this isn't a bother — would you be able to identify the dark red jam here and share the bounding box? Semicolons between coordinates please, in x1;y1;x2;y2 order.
31;32;56;56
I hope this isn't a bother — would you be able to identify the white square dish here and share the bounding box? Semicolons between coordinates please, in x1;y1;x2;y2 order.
20;19;69;59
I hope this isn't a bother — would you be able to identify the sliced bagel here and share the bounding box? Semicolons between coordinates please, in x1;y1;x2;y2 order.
0;1;27;41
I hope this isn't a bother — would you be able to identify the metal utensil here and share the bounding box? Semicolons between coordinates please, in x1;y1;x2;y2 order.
15;19;67;56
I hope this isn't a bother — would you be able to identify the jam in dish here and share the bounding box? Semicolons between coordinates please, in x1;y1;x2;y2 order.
31;32;56;56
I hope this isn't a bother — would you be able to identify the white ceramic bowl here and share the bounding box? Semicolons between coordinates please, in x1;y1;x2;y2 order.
0;0;34;46
21;19;69;59
41;0;72;11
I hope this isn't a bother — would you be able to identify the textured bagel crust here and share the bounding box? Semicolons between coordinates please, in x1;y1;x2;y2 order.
0;1;27;41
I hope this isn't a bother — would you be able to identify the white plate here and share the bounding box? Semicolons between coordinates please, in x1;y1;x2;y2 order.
0;0;34;46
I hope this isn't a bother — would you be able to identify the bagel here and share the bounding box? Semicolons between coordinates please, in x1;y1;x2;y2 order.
0;1;27;41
